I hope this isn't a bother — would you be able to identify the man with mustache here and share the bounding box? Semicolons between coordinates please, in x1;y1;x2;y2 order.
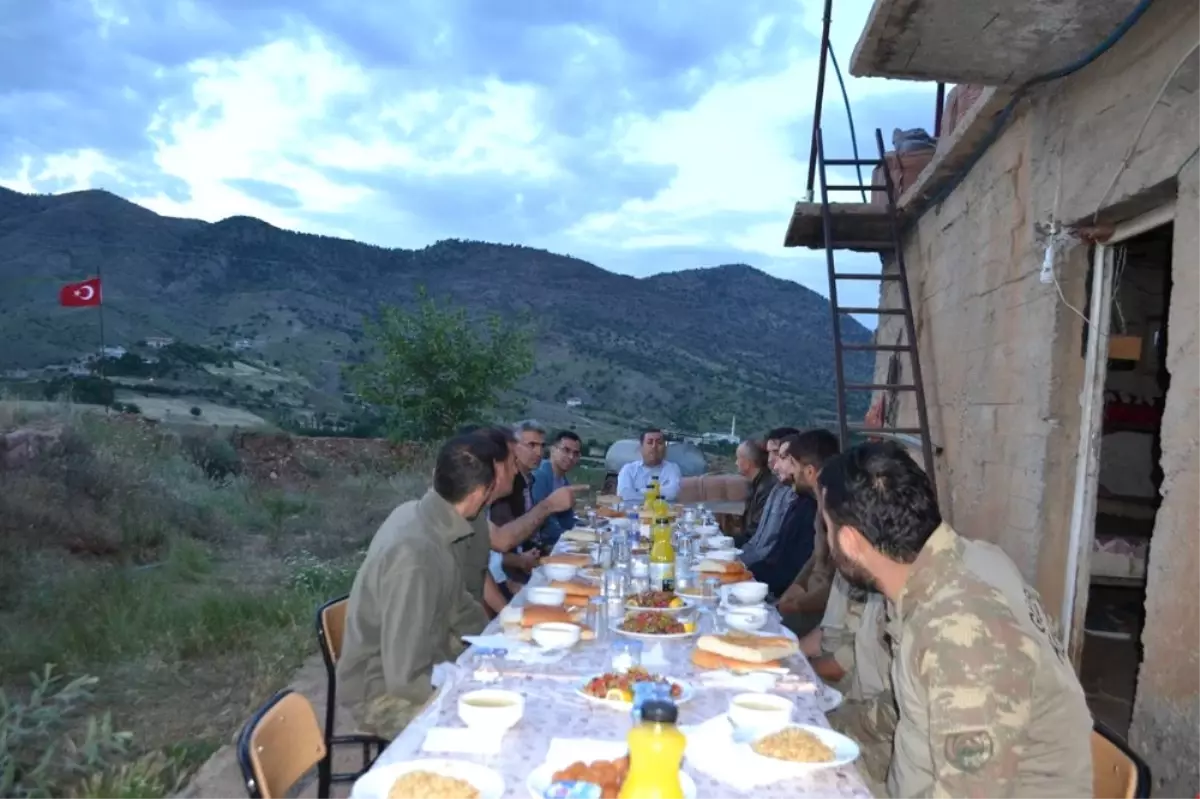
818;441;1092;798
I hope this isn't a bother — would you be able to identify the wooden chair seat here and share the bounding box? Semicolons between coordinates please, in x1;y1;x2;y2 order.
315;595;390;798
1092;720;1151;798
237;689;325;799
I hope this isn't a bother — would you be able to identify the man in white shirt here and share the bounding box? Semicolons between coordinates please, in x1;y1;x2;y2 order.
616;427;682;502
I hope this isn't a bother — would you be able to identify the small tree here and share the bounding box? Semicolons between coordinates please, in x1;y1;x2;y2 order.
347;288;534;441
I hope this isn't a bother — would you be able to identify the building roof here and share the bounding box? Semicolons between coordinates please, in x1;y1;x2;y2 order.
849;0;1151;85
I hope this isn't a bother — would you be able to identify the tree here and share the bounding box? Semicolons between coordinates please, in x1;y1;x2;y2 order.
346;288;534;441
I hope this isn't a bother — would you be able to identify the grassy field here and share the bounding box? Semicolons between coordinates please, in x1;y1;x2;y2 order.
0;404;428;798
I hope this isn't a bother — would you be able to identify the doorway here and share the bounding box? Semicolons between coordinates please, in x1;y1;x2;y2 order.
1070;216;1174;736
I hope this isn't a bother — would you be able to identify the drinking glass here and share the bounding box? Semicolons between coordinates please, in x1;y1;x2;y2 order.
596;544;613;569
583;506;596;528
702;577;721;600
603;567;629;601
472;649;503;684
609;639;643;673
612;533;631;568
586;596;608;640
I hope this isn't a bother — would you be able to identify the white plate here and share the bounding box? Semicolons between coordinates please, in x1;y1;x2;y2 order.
817;686;844;713
352;759;505;799
624;597;690;615
612;624;697;642
575;675;696;709
526;765;698;799
747;723;861;769
577;566;605;582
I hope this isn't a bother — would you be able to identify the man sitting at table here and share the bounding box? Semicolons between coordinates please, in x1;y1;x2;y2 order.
529;429;584;550
616;427;682;502
734;438;776;546
338;433;496;738
739;426;799;567
750;428;840;636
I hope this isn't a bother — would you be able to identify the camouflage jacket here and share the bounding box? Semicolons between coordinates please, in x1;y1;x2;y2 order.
886;524;1093;798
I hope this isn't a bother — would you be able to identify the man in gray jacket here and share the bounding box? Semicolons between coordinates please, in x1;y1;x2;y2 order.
740;426;798;567
338;433;495;737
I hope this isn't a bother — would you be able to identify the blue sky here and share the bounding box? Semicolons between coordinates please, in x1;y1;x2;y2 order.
0;0;940;309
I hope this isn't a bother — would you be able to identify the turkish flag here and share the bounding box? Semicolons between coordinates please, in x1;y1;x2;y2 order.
59;277;102;307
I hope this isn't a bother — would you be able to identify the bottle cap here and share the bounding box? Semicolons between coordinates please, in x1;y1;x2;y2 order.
640;700;679;724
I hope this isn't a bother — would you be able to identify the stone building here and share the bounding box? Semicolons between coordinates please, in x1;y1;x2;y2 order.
784;0;1198;794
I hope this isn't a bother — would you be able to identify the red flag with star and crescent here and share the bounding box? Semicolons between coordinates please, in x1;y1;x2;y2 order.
59;277;102;307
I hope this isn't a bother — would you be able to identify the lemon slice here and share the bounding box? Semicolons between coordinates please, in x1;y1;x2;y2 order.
605;688;628;702
683;621;696;633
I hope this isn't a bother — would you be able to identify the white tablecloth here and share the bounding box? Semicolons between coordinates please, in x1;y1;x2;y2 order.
362;543;871;799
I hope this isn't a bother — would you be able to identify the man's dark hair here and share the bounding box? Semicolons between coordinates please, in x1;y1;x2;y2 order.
552;430;582;447
473;425;517;459
433;434;504;503
780;429;840;468
765;426;799;443
456;424;481;435
817;440;941;563
639;427;664;444
740;439;768;470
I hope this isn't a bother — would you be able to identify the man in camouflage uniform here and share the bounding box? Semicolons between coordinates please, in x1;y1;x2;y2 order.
818;441;1093;798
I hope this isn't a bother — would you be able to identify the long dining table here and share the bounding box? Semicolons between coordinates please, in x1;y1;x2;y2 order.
360;535;873;799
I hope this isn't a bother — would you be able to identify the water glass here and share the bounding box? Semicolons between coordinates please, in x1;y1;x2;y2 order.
610;639;643;674
603;568;629;601
596;544;613;569
472;649;503;684
674;566;693;593
584;506;597;528
702;577;722;600
586;596;608;639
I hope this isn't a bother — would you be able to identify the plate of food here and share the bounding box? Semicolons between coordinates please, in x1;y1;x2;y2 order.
747;723;860;769
624;590;688;614
614;611;696;640
562;528;600;544
576;667;695;708
527;756;698;799
351;759;504;799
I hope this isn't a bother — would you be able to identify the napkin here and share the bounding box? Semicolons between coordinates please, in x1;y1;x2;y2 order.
696;670;779;692
680;713;813;790
431;662;455;689
461;634;568;665
642;642;669;668
421;726;504;755
543;738;629;769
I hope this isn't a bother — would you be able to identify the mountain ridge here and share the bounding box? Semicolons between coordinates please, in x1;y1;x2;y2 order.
0;185;872;431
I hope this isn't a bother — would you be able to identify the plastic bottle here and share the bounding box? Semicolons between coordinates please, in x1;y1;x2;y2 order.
618;700;686;799
648;515;675;592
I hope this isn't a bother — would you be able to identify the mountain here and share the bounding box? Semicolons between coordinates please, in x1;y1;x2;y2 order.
0;186;872;431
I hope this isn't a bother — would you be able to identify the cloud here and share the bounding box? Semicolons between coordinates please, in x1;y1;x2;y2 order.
0;0;942;316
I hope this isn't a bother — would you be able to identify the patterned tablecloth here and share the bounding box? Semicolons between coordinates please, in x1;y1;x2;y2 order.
364;545;872;799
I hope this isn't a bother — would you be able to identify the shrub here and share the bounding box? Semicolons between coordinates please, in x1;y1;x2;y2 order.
180;434;242;482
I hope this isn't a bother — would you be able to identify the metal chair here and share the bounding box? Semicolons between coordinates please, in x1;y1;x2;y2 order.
237;689;326;799
1092;720;1152;798
315;595;390;798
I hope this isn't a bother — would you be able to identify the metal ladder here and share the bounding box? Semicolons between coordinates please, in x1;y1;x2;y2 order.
815;126;938;489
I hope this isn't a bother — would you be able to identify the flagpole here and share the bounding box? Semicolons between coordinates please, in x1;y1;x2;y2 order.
95;259;106;379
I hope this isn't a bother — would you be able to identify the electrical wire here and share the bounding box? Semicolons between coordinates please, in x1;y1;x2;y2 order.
826;43;868;202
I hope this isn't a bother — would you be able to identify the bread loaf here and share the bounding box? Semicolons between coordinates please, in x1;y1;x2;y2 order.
520;605;575;627
690;648;782;671
549;580;600;597
696;632;798;664
540;554;591;567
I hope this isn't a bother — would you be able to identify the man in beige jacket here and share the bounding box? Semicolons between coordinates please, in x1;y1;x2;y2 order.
337;433;496;738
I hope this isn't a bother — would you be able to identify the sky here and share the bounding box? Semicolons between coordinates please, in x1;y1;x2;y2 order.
0;0;941;311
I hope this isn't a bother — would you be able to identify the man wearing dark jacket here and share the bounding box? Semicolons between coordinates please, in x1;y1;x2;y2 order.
735;438;776;546
749;428;840;636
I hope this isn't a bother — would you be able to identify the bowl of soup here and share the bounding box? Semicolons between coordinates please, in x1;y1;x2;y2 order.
526;586;567;607
728;693;793;737
458;689;525;731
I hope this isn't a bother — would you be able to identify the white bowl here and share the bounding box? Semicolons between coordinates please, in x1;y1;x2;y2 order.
541;563;579;582
725;606;769;631
526;586;566;606
458;689;525;732
694;524;721;537
729;581;769;605
530;621;581;650
705;549;738;562
352;760;505;799
707;535;734;550
728;693;793;737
